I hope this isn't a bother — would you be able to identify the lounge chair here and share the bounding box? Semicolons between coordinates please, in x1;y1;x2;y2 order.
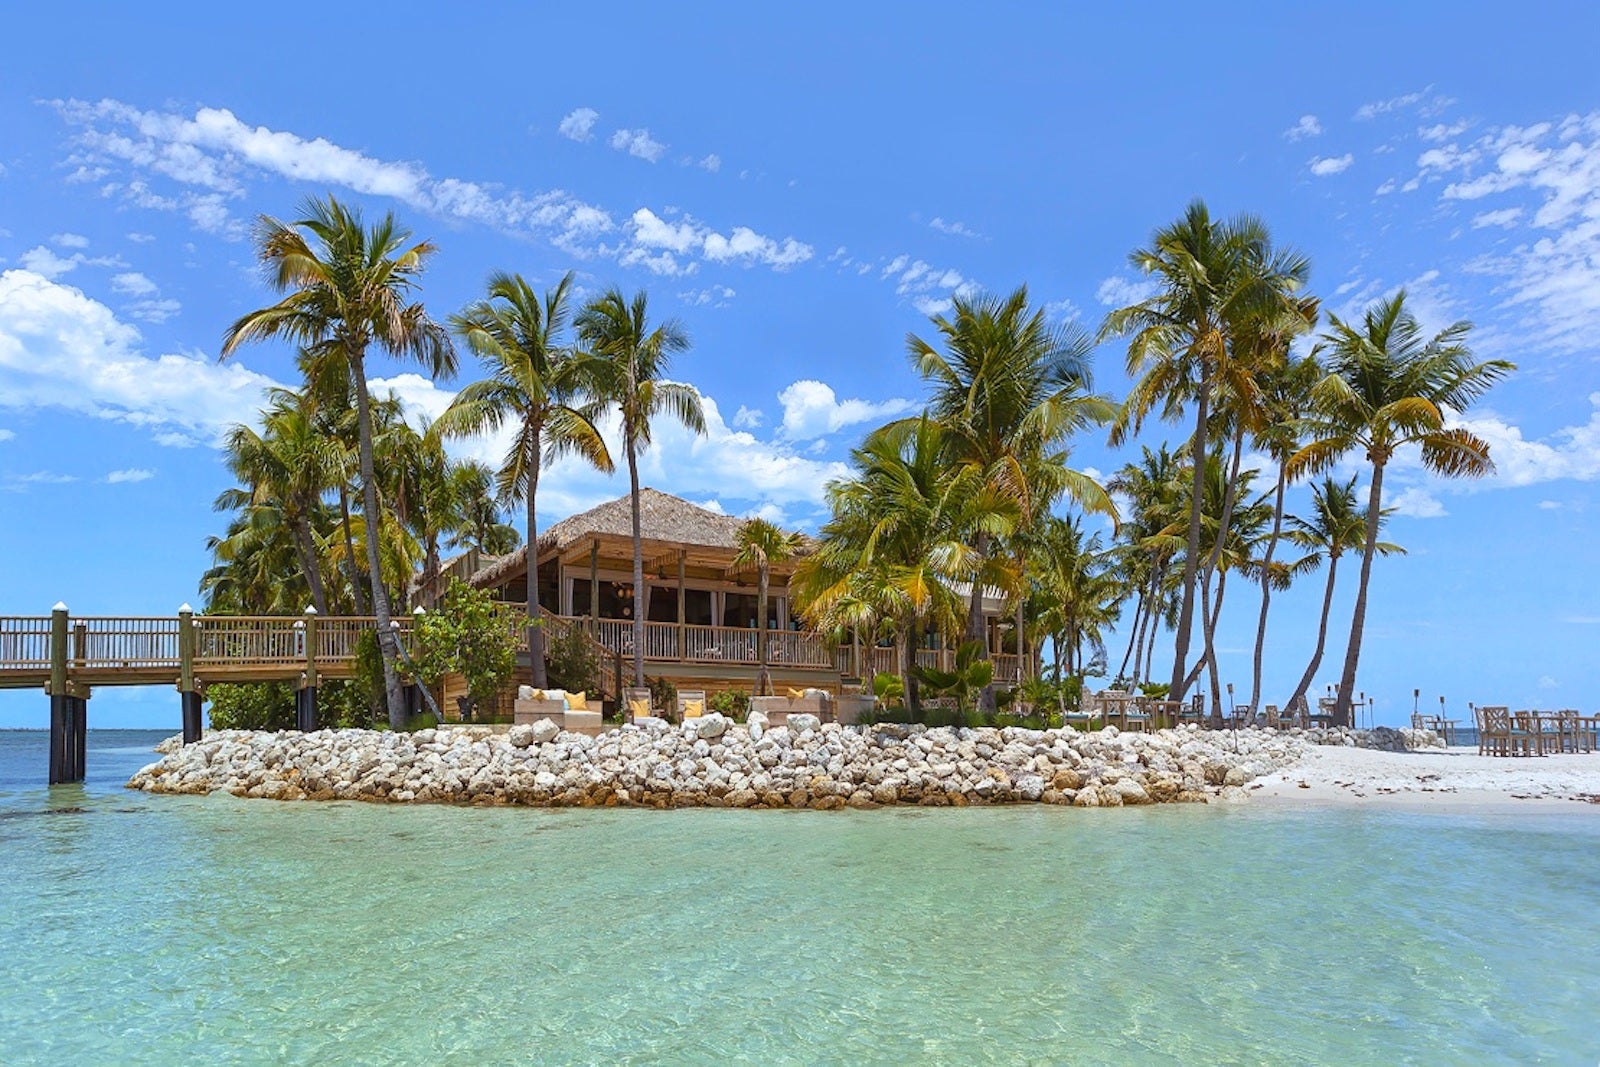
622;686;658;724
750;687;833;725
677;689;708;720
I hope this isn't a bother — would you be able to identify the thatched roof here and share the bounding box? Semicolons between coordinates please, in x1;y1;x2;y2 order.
470;488;766;588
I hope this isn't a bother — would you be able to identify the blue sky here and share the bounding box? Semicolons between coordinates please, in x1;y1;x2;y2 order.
3;2;1598;728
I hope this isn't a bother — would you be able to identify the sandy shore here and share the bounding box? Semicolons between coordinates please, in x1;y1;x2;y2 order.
1247;744;1600;811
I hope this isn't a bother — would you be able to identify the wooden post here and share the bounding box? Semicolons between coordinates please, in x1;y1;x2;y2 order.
178;603;201;744
677;550;686;660
297;607;319;732
589;539;599;636
46;603;87;784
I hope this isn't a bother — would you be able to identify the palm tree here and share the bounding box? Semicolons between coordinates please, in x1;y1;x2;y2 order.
907;286;1117;705
1247;351;1322;711
1282;476;1403;715
793;417;996;710
218;390;341;614
222;195;455;729
1107;445;1185;687
446;461;522;556
733;518;806;696
578;288;705;686
437;271;613;688
1289;291;1512;724
1101;200;1310;702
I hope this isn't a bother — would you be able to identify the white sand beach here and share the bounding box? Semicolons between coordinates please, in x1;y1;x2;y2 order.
1247;744;1600;811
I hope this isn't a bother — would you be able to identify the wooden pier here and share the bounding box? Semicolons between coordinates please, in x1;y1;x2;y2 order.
0;606;414;784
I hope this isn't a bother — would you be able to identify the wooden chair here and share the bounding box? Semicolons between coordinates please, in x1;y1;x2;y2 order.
1568;710;1599;754
1176;693;1206;728
1479;705;1513;756
677;689;708;720
622;686;656;723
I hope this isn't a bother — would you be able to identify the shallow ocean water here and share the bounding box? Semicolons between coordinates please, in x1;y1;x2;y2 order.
1;730;1596;1065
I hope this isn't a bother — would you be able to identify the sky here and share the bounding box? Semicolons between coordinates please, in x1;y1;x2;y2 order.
2;2;1598;728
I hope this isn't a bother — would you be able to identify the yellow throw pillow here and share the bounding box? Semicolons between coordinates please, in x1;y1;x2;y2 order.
526;689;544;702
684;699;704;718
786;687;806;700
628;698;650;718
566;691;588;712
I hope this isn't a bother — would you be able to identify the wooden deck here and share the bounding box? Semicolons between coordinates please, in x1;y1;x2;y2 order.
0;612;414;692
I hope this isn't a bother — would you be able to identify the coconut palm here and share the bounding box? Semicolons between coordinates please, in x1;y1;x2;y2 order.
1289;291;1512;724
1281;476;1403;715
446;461;522;556
222;195;455;729
437;271;614;688
578;288;705;686
793;417;1002;711
218;390;341;614
907;286;1117;705
733;517;806;696
1107;445;1186;687
1246;351;1322;710
1101;200;1310;702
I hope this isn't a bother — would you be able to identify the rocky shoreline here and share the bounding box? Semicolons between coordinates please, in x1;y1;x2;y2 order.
128;715;1439;809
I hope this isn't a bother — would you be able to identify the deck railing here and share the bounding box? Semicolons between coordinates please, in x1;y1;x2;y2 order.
0;617;53;671
71;617;181;669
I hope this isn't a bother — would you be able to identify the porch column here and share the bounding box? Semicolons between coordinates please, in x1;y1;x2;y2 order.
588;538;599;635
676;550;686;660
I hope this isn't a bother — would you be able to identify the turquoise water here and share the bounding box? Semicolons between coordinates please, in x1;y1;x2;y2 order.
1;732;1597;1065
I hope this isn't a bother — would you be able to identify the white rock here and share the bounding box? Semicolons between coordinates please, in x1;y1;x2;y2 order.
695;713;730;740
508;724;537;748
530;718;561;744
788;714;821;734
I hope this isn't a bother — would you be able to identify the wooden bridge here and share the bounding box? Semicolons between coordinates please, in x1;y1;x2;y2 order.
1;606;416;784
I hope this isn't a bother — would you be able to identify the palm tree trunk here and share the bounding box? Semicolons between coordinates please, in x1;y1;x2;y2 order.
290;517;330;616
526;428;547;689
1168;373;1210;700
1287;555;1340;715
898;619;918;718
627;444;645;688
1194;424;1246;679
1335;461;1386;726
1249;465;1288;710
351;353;406;729
1014;596;1027;686
1142;582;1163;689
339;484;368;614
1116;591;1144;685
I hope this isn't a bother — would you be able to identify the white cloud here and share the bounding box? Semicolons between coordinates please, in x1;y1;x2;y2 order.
105;467;155;483
0;428;13;442
1410;111;1600;353
609;128;667;162
1374;178;1397;196
732;405;763;429
557;107;598;142
1448;393;1600;488
1309;153;1354;176
1537;674;1559;690
51;233;90;248
1043;298;1080;322
127;298;182;324
126;232;154;243
53;99;817;277
2;471;79;491
1420;119;1471;142
928;217;980;238
1470;207;1523;229
776;380;918;441
1537;499;1563;510
628;207;812;274
677;285;735;307
698;154;721;173
1354;89;1428;120
1095;274;1159;307
0;269;281;439
1387;486;1447;518
1283;115;1322;141
110;271;157;295
20;246;81;278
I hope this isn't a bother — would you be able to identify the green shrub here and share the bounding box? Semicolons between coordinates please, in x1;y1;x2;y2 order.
206;682;297;731
709;689;750;722
413;581;521;718
546;624;603;696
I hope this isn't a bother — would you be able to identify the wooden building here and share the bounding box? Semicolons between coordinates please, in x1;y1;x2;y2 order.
462;488;1024;702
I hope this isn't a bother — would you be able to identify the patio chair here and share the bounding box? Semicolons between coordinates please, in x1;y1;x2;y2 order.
622;686;657;723
1478;705;1513;756
677;689;707;719
1567;710;1599;754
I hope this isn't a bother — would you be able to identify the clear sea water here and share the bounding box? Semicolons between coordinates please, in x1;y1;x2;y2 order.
1;730;1596;1066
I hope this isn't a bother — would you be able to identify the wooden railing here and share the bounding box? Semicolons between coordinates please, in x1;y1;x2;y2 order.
768;631;832;668
0;612;418;687
0;617;52;670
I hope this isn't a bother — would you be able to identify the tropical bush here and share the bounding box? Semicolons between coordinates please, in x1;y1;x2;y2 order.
546;625;604;697
413;580;520;720
709;689;750;722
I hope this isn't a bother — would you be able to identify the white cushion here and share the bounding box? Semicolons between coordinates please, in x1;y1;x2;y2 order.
542;689;567;704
